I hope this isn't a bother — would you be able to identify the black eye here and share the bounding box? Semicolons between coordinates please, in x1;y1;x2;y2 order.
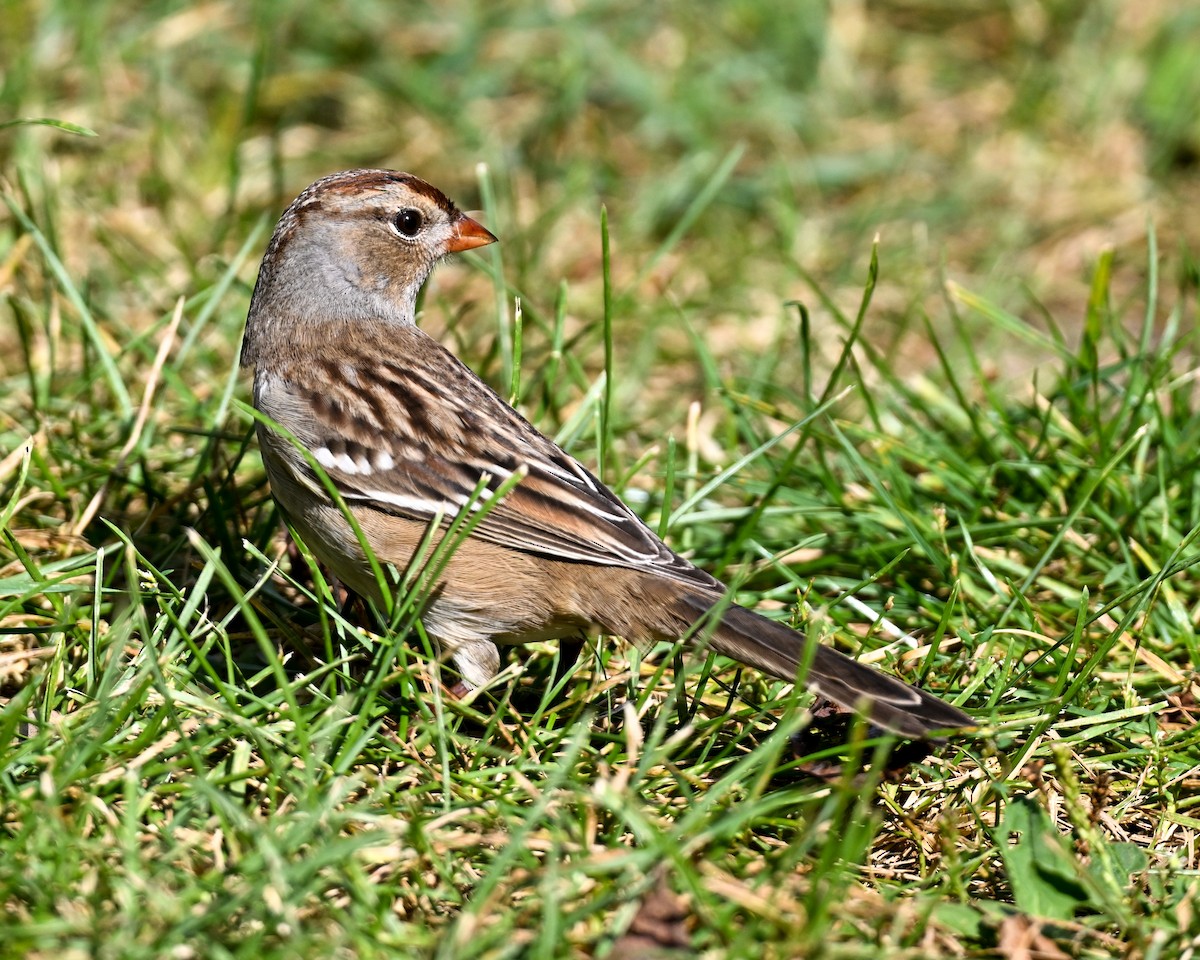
392;208;424;237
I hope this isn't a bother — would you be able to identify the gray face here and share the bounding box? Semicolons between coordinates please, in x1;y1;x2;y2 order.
241;169;486;366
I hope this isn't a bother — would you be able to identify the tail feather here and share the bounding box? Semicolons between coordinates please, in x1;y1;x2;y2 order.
674;594;971;739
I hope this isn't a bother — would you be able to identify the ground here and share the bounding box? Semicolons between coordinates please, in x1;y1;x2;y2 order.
1;2;1198;957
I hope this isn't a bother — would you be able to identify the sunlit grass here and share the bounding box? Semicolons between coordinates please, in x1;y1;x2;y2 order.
2;2;1198;957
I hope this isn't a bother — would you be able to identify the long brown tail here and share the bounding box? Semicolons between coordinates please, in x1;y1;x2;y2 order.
672;592;971;739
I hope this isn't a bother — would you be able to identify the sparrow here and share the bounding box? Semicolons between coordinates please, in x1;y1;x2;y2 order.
240;168;971;739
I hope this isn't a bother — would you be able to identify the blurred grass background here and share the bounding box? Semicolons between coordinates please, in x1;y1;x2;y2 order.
2;1;1199;957
4;0;1197;386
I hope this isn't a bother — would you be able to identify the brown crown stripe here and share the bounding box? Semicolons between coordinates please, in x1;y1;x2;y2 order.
300;170;458;216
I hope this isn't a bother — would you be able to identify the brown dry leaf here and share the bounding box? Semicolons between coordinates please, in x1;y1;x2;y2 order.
1159;689;1200;732
996;914;1071;960
608;878;691;960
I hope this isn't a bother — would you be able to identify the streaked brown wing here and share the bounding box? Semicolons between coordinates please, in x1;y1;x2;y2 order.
264;320;722;592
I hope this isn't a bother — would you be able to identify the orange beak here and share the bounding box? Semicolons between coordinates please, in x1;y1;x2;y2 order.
447;213;497;253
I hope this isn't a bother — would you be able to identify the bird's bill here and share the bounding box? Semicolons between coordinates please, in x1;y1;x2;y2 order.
447;214;498;252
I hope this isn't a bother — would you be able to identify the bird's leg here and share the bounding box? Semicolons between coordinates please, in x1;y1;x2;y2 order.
553;635;586;687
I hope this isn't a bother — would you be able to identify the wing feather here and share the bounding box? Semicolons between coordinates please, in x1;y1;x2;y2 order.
259;321;721;592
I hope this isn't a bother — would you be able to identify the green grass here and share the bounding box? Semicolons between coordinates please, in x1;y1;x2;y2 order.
3;1;1199;957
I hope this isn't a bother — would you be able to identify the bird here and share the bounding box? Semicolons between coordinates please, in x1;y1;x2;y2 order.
240;168;971;739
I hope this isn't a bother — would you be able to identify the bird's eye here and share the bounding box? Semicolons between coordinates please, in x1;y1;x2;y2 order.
392;208;424;238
